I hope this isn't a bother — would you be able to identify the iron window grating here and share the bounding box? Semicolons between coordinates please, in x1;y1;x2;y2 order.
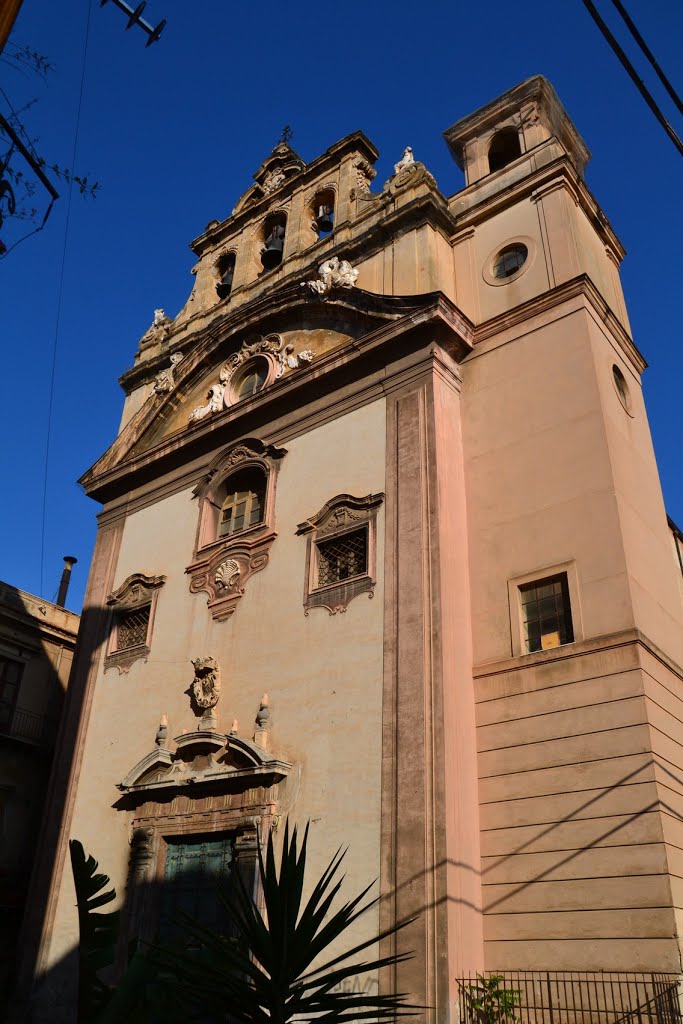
316;527;368;588
116;605;151;651
520;573;573;653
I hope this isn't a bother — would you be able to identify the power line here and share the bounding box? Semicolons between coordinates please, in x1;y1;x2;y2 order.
607;0;683;118
39;0;93;597
581;0;683;157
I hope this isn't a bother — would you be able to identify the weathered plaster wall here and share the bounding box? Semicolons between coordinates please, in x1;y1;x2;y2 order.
43;400;387;986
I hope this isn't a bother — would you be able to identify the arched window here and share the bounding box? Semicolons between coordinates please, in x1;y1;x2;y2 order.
216;252;236;300
488;127;522;174
260;213;287;271
309;188;335;240
217;466;266;537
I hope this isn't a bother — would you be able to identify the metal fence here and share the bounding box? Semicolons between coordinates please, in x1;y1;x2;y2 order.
0;706;54;746
455;972;681;1024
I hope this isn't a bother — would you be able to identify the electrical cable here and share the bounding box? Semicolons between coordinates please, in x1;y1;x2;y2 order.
607;0;683;118
580;0;683;157
39;0;93;597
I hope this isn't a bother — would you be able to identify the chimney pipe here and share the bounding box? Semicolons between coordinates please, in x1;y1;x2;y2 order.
56;556;77;608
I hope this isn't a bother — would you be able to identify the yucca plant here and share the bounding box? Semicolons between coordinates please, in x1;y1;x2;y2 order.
69;839;165;1024
158;820;418;1024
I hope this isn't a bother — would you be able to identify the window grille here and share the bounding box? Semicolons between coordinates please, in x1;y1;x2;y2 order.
116;606;150;651
520;574;573;653
317;528;368;587
0;655;24;727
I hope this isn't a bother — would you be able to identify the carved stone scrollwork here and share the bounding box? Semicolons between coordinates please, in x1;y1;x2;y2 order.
188;335;314;422
129;827;156;883
214;558;241;590
191;656;221;710
153;352;183;395
304;257;358;297
187;438;287;622
353;157;377;194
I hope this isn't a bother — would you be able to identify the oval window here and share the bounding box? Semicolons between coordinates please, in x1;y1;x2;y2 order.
231;359;269;402
612;364;631;412
492;243;528;279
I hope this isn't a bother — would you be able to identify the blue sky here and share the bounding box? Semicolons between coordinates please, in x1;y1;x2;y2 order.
1;0;681;612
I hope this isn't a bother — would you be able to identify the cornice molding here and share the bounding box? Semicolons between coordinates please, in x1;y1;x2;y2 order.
472;274;646;374
450;156;625;261
83;293;473;503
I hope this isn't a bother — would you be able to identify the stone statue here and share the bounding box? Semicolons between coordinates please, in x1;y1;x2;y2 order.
393;147;415;175
306;257;358;296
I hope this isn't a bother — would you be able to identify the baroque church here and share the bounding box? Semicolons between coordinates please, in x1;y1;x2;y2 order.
15;76;683;1020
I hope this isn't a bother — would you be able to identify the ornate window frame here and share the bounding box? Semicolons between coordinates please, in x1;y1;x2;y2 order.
104;573;166;674
296;493;383;615
186;438;286;621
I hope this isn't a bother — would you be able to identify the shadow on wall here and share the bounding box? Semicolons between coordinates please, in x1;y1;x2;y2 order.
7;585;683;1021
3;596;101;1024
0;581;79;1021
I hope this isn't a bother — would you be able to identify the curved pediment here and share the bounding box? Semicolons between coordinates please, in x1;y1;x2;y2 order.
117;728;292;801
80;286;472;500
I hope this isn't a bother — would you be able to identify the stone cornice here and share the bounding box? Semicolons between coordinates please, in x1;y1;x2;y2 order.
83;293;473;504
449;155;625;261
190;130;379;256
472;273;646;374
124;193;455;388
473;627;683;687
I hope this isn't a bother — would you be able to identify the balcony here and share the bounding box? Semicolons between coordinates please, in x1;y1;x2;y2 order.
0;706;56;748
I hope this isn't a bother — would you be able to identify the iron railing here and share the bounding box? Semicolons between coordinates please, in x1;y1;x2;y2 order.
456;972;681;1024
0;706;55;746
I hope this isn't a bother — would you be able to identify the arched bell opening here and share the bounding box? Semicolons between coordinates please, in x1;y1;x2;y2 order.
488;127;522;174
309;188;335;241
216;251;236;300
260;212;287;271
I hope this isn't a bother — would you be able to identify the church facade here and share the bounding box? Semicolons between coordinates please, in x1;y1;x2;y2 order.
19;76;683;1019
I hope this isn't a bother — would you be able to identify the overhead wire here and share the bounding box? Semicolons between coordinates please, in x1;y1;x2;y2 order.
607;0;683;118
580;0;683;157
39;0;93;597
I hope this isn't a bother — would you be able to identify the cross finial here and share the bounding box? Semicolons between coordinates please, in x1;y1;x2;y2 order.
279;124;293;146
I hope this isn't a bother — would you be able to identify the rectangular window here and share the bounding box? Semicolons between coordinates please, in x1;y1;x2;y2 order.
316;528;368;588
115;606;150;652
519;574;574;653
0;656;24;728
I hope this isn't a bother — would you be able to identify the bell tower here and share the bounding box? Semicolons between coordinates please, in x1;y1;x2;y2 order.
444;75;630;330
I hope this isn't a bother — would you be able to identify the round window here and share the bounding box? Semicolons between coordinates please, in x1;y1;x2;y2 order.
232;359;269;402
492;243;528;279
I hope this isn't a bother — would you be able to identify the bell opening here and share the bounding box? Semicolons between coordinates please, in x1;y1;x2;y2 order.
260;216;286;271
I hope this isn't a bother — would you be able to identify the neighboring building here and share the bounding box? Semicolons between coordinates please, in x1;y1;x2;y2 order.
16;76;683;1021
0;578;78;1012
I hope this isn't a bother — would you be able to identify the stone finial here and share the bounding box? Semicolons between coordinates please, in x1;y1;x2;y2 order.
254;693;270;748
230;718;239;735
256;693;270;729
155;714;168;747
